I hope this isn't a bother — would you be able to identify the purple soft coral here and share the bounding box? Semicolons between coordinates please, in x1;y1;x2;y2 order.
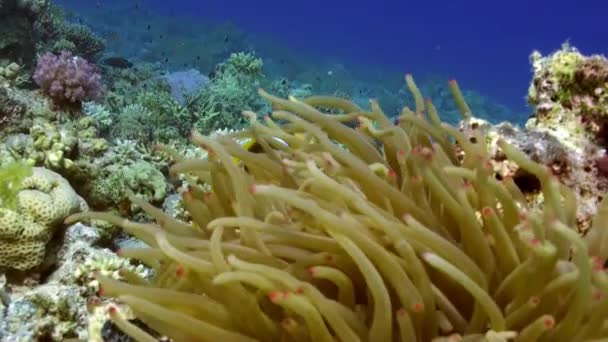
33;51;104;105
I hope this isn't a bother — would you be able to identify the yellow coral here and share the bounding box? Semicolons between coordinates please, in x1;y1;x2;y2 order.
0;167;87;270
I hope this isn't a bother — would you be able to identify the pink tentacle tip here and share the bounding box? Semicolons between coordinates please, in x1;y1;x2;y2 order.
388;170;397;178
268;291;283;302
249;184;257;194
308;267;316;277
412;302;424;312
396;308;407;317
175;266;185;278
543;316;555;329
592;256;603;270
593;290;604;301
107;305;118;316
481;207;494;218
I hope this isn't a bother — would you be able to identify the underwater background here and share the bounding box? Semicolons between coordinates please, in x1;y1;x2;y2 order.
53;0;608;125
3;0;608;340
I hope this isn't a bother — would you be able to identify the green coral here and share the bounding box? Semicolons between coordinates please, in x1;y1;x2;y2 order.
0;61;28;87
88;158;168;210
193;52;266;134
0;161;32;210
527;43;608;147
546;46;584;85
109;103;152;142
3;117;107;175
224;51;264;77
136;90;193;141
106;88;195;143
8;114;103;161
103;63;167;113
82;101;114;132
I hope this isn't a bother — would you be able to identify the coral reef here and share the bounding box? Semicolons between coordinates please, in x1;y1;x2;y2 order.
67;77;608;341
504;44;608;230
33;51;104;105
0;222;148;341
2;3;607;338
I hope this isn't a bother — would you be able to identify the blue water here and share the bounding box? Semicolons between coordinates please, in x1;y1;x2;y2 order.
56;0;608;123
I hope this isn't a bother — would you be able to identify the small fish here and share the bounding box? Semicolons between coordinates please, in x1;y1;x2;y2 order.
147;24;151;30
102;57;133;69
224;35;230;43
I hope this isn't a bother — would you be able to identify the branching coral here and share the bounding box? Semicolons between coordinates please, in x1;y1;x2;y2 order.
193;52;266;134
67;75;608;341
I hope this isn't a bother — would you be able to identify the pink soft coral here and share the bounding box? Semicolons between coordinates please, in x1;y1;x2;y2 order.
33;51;104;105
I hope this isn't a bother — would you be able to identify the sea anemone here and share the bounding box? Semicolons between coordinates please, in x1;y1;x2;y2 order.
67;75;608;341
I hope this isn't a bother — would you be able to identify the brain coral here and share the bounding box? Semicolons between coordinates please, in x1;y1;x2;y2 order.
0;167;87;270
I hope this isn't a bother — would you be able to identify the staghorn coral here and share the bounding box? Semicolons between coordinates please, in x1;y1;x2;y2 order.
1;167;86;270
67;76;608;341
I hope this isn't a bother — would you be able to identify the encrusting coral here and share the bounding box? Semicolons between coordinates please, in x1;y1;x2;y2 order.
67;75;608;341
